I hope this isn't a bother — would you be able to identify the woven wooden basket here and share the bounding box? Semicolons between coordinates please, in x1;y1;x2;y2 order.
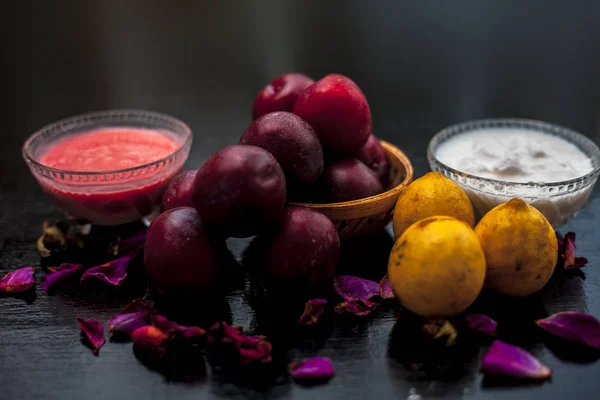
290;141;414;240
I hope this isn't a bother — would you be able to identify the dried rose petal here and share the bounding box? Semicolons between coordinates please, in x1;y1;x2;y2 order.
40;263;84;292
109;299;156;336
334;299;378;317
379;274;394;300
108;229;147;256
37;219;90;258
289;356;335;382
561;232;588;270
481;340;551;379
132;325;169;356
208;321;272;364
80;256;131;286
465;314;498;336
423;319;458;346
334;275;380;301
536;311;600;349
77;317;105;355
0;267;35;294
298;298;327;326
147;314;206;341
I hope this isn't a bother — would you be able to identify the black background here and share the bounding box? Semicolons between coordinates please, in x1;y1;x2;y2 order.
2;1;600;399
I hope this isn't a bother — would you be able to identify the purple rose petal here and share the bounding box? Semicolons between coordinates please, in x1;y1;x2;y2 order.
379;274;394;300
108;229;147;256
77;317;105;355
80;256;131;286
108;312;149;336
334;275;380;301
298;298;327;326
132;325;169;357
481;340;551;380
0;267;35;294
333;299;378;317
40;263;84;292
465;314;498;336
536;311;600;350
562;232;588;270
289;356;335;382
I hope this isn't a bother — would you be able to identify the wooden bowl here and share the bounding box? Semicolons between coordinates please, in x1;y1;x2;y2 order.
290;141;414;240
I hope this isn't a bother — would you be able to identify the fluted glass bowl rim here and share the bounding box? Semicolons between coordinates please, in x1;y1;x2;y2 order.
427;118;600;195
22;109;193;177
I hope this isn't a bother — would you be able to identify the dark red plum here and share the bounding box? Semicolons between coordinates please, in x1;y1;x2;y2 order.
292;74;372;154
353;134;390;187
239;112;324;184
264;207;340;291
192;145;286;238
144;207;220;294
252;73;315;120
325;159;384;202
161;169;198;212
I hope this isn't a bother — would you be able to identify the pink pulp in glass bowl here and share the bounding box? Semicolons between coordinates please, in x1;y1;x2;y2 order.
23;110;193;226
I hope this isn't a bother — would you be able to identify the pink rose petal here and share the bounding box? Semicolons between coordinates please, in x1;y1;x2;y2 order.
289;356;335;382
77;317;105;355
108;312;149;336
465;314;498;336
41;263;84;292
80;256;131;286
334;299;378;316
481;340;551;380
334;275;380;301
536;311;600;350
0;267;35;294
560;232;588;270
379;274;394;300
297;298;327;326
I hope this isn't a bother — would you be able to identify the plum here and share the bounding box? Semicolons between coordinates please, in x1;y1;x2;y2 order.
192;145;286;238
353;134;390;187
239;112;324;184
252;73;315;120
292;74;372;154
325;159;384;202
144;207;221;294
263;207;340;291
161;169;198;212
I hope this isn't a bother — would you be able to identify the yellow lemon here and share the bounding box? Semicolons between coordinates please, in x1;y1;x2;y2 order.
392;172;475;239
388;215;486;317
474;198;557;297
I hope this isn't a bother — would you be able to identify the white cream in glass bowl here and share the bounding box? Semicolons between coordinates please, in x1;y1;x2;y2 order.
427;119;600;227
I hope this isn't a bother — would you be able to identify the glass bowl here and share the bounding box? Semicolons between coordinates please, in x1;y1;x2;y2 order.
427;118;600;227
23;110;192;226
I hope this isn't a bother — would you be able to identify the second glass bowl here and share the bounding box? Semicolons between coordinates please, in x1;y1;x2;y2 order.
427;118;600;227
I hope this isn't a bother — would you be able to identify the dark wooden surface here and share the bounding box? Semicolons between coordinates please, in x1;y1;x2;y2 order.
2;1;600;399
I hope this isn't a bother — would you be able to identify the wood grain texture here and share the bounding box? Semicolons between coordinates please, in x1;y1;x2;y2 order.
2;1;600;399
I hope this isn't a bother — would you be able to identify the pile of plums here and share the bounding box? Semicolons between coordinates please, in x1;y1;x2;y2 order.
145;73;390;295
